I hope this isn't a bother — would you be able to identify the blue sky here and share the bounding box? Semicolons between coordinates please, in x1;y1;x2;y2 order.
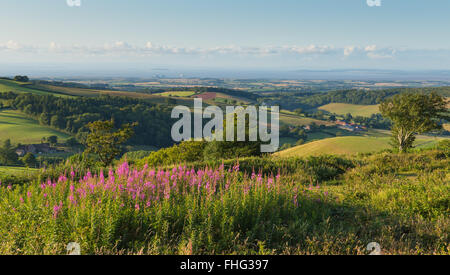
1;0;450;73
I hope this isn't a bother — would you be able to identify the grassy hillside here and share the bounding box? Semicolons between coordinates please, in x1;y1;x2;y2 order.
1;149;448;255
275;136;444;157
0;109;70;144
0;166;39;177
279;112;334;127
158;91;196;97
318;103;380;117
0;79;73;98
0;79;52;96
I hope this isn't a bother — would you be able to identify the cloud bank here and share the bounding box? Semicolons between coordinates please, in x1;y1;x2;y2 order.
0;40;400;59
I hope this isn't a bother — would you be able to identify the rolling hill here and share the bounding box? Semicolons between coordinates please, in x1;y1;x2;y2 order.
0;109;71;144
275;136;444;158
0;79;74;98
318;103;380;117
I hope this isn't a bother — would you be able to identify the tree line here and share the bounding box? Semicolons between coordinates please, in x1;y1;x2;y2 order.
0;92;175;148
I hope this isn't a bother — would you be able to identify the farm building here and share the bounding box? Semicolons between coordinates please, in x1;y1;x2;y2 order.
15;143;57;156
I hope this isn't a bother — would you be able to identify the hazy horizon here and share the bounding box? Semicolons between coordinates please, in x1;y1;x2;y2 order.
1;0;450;73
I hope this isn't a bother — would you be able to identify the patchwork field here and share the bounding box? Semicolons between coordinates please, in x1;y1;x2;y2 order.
0;109;70;144
318;103;380;117
275;136;444;157
279;113;334;127
0;79;54;96
158;91;196;97
0;166;39;177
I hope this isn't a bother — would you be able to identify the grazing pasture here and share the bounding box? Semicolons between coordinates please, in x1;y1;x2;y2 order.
158;91;196;97
318;103;380;117
275;136;444;157
279;113;334;127
0;109;70;144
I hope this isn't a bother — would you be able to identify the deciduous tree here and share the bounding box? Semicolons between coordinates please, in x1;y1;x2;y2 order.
84;120;136;166
380;93;448;153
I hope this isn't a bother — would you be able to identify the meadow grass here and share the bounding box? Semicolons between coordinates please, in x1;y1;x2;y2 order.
0;166;39;176
158;91;196;97
275;136;444;158
0;109;71;144
0;150;448;255
0;79;72;98
279;113;334;127
318;103;380;117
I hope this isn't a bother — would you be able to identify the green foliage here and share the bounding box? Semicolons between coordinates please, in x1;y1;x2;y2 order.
22;153;37;168
65;137;78;147
13;75;29;82
203;140;261;161
84;120;136;166
140;140;207;166
380;93;449;153
1;92;175;147
0;149;448;255
46;135;58;145
295;139;305;146
0;139;19;166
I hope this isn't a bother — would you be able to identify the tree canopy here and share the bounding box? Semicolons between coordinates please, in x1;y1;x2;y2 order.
380;92;449;152
84;120;136;166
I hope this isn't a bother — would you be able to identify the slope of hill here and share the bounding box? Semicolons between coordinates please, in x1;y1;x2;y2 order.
279;112;334;126
318;103;380;117
0;109;70;144
0;79;53;96
275;136;443;157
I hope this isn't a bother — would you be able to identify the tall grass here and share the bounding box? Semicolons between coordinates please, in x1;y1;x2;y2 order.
0;150;448;255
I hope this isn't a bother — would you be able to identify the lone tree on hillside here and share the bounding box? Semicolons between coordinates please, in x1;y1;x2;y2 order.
14;75;29;82
380;93;449;153
84;120;137;166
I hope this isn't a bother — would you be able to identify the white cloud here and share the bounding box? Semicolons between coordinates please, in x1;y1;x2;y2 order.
0;40;440;63
344;46;356;56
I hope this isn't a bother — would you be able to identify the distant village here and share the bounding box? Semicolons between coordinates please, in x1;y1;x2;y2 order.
334;120;367;132
15;143;62;157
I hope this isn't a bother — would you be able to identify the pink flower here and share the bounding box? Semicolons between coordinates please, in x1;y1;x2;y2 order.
53;201;63;218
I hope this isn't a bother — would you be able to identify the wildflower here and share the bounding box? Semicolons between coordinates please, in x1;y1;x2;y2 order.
276;173;281;182
53;201;63;219
70;167;75;179
267;177;273;189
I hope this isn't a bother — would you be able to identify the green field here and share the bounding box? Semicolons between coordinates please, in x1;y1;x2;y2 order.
279;113;334;127
0;79;73;98
0;109;71;144
275;136;444;157
318;103;380;117
0;79;52;96
158;91;196;97
0;166;39;177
